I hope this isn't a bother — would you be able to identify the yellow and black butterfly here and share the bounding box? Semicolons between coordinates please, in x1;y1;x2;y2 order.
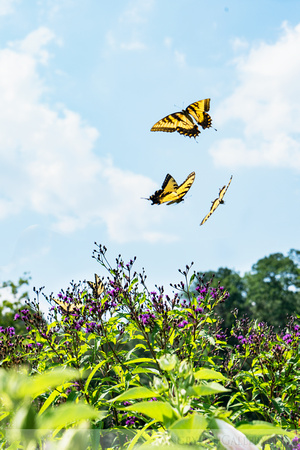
52;297;83;313
200;175;233;226
87;273;105;298
146;171;195;205
151;99;212;138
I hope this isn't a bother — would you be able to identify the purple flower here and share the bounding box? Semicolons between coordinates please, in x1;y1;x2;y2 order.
125;416;136;426
14;313;21;320
139;312;155;326
210;289;218;299
237;335;247;344
216;332;226;341
0;327;5;333
283;334;292;344
178;320;188;329
85;322;97;333
7;327;15;337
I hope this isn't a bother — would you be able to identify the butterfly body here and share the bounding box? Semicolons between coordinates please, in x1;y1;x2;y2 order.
200;175;233;226
151;99;212;138
148;172;195;205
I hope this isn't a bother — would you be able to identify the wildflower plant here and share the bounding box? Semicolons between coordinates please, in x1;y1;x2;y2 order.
223;315;300;434
1;243;297;448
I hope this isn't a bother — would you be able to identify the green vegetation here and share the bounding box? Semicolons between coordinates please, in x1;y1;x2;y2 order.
0;245;299;449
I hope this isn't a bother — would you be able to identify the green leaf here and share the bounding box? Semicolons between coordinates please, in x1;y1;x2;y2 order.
121;401;180;426
169;413;208;444
37;403;103;436
125;358;156;365
19;368;81;399
84;360;107;395
237;421;294;438
127;419;157;450
194;368;227;381
109;387;159;402
38;388;63;416
187;381;230;397
54;422;91;450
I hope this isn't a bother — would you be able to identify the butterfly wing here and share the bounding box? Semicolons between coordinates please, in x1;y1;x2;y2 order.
219;175;233;203
200;175;233;226
151;112;200;138
185;99;212;130
87;273;104;298
161;174;178;191
166;171;196;205
200;198;220;226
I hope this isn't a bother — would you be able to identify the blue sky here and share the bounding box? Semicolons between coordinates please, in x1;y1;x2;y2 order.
0;0;300;309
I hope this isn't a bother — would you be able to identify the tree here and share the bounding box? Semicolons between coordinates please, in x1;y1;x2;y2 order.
244;249;300;329
0;274;31;334
194;268;249;330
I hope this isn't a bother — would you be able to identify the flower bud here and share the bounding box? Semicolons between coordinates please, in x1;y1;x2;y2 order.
158;354;178;372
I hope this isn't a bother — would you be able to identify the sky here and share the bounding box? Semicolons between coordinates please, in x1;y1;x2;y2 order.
0;0;300;311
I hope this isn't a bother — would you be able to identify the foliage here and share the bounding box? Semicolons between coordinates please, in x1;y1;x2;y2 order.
194;249;300;331
193;267;249;331
0;273;32;334
0;367;102;449
244;249;300;328
0;244;299;448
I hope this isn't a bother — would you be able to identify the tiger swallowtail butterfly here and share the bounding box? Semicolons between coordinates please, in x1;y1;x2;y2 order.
151;99;212;138
146;171;195;205
200;175;233;226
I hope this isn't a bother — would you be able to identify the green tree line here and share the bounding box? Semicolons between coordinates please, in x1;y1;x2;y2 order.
194;249;300;330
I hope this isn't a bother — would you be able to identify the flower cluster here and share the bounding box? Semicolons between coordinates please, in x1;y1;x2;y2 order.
0;326;15;338
138;311;156;326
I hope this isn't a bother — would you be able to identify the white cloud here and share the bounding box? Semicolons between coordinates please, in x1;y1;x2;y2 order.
164;37;172;49
210;22;300;171
120;39;146;51
174;50;186;68
0;0;19;16
36;0;73;20
9;27;58;64
0;28;171;243
105;0;154;53
119;0;154;24
105;30;146;52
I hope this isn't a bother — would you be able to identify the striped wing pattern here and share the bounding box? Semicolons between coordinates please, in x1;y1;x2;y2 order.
150;98;212;138
148;172;195;205
87;273;105;298
165;171;196;205
151;112;200;138
53;298;83;313
186;99;212;129
200;175;233;226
